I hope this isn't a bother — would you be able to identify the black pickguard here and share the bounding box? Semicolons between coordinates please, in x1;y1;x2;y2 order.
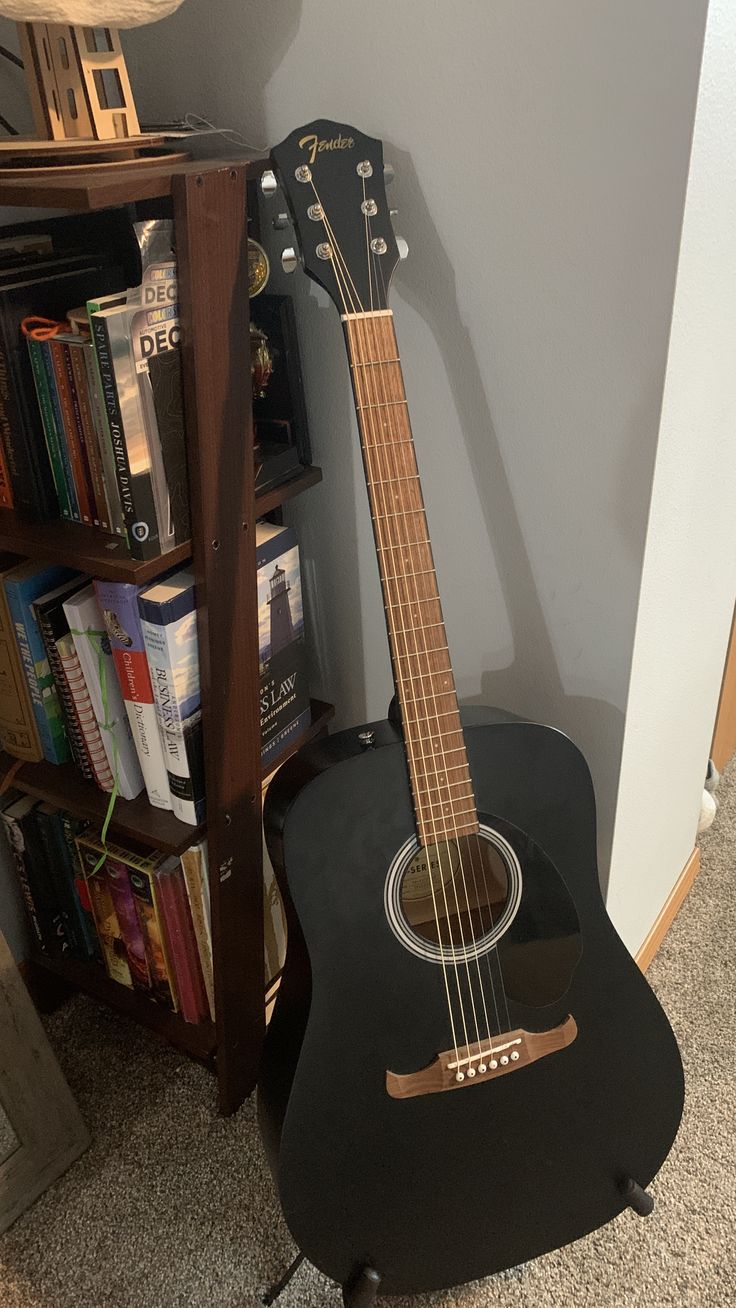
258;713;684;1296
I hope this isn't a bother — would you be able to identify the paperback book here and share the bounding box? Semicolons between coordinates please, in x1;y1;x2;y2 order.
0;557;42;762
2;561;79;764
257;522;310;769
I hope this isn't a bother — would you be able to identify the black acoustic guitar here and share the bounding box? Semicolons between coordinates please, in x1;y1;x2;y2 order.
257;120;684;1305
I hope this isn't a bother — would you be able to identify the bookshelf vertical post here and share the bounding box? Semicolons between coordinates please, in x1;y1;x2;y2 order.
173;164;264;1114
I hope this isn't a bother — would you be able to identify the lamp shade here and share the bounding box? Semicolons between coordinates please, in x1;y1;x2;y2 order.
0;0;184;25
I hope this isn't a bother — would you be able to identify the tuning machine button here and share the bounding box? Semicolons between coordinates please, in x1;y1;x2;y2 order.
358;730;375;749
396;236;409;261
280;247;298;274
260;169;277;198
272;212;290;230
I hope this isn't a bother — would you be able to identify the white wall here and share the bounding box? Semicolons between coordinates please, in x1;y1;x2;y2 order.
124;0;708;888
607;0;736;954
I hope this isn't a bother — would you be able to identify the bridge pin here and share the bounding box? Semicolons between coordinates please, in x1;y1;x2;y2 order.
500;1055;509;1065
456;1071;464;1082
467;1067;476;1078
490;1059;498;1069
478;1063;487;1074
511;1050;520;1061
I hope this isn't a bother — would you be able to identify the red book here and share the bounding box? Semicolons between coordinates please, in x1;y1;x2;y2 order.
49;338;94;523
0;435;13;507
155;857;209;1024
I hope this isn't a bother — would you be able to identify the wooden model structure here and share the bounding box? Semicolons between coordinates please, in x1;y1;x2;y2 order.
17;22;140;141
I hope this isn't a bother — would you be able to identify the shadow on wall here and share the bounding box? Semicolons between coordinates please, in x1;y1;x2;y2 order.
387;147;623;891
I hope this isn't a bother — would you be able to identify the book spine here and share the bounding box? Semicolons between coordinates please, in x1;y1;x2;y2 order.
34;604;94;780
34;807;81;955
3;578;69;764
156;861;208;1024
5;806;70;955
139;603;204;826
60;813;101;961
91;314;158;559
94;579;172;811
0;339;57;520
180;846;214;1020
56;633;113;790
40;340;80;521
105;855;152;991
0;808;45;951
0;579;42;761
75;838;132;987
128;865;177;1009
49;339;92;524
83;343;125;536
0;432;13;508
68;344;108;530
26;337;72;521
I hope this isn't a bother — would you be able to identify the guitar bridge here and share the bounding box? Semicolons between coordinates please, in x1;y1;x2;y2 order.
385;1015;577;1099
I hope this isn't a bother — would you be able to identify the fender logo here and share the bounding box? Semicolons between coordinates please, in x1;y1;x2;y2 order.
299;132;355;166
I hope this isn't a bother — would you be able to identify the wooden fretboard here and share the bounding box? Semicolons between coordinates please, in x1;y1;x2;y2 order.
343;309;479;846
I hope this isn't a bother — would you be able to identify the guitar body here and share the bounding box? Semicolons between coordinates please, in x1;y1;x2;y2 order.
259;712;684;1295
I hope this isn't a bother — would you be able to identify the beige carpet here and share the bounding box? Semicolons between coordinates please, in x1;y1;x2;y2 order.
1;767;735;1308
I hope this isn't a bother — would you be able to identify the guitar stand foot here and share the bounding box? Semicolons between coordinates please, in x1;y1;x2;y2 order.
619;1177;655;1217
342;1264;382;1307
262;1251;305;1304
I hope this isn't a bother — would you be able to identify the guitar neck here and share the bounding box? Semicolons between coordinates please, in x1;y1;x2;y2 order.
343;309;479;845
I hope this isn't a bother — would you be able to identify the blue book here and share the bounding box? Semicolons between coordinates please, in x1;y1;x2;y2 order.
138;569;204;826
3;561;79;763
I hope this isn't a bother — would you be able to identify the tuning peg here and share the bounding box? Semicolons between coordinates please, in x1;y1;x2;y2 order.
281;247;298;274
384;163;395;185
260;169;278;198
272;212;291;230
396;236;409;260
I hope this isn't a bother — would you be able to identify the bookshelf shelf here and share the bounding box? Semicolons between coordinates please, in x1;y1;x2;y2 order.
0;467;323;583
0;159;331;1114
27;949;218;1062
0;700;333;853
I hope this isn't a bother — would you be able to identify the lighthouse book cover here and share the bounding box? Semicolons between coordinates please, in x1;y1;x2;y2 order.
257;521;310;770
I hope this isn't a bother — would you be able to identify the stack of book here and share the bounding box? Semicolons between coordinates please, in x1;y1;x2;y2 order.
0;559;206;825
0;791;213;1025
0;223;189;562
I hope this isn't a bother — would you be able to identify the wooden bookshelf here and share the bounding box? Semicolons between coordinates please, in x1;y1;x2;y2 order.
1;159;331;1113
0;466;322;583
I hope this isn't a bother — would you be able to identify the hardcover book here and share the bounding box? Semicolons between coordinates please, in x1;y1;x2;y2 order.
138;569;204;825
32;572;96;781
180;841;214;1020
155;856;208;1024
48;337;95;524
124;854;178;1010
34;802;83;956
0;558;42;761
60;811;101;962
63;584;144;801
94;579;171;810
75;833;132;987
56;632;113;790
3;561;79;764
104;853;152;992
1;795;69;956
257;522;310;770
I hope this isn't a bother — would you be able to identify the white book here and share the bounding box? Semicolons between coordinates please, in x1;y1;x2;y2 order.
180;841;214;1020
62;584;145;801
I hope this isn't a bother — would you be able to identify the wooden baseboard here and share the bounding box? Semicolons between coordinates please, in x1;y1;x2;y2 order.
636;847;700;971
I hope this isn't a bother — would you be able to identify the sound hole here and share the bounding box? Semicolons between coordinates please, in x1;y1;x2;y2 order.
385;825;523;965
400;837;509;950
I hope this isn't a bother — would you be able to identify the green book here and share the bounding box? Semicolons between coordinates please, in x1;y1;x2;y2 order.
26;334;72;520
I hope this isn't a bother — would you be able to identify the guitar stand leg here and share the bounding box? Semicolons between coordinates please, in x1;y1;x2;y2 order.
261;1251;305;1304
619;1177;655;1217
342;1265;382;1307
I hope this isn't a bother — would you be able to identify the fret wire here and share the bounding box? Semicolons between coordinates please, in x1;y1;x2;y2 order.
415;777;475;798
363;437;415;449
376;539;432;554
356;398;408;412
372;508;426;523
417;798;478;816
367;474;420;488
394;643;449;658
403;707;458;724
350;357;401;367
390;619;443;635
383;568;437;583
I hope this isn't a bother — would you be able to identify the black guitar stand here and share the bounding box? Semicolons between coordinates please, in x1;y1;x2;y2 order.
262;1254;382;1306
619;1177;655;1217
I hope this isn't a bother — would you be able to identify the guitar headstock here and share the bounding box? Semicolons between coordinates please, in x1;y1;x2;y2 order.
268;119;401;316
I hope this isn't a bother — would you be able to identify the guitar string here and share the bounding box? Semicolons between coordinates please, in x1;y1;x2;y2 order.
350;310;478;1061
370;245;512;1045
313;183;467;1062
356;304;496;1066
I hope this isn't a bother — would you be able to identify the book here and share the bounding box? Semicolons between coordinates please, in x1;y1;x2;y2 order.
155;856;208;1024
63;584;144;801
60;811;101;962
0;432;12;507
0;558;42;761
257;522;311;769
75;832;132;987
32;572;96;781
0;260;123;519
180;841;214;1019
56;632;114;791
34;802;83;956
138;569;204;825
0;792;44;951
65;334;110;530
81;319;126;536
0;795;69;955
94;579;171;810
100;844;178;1010
26;335;74;521
48;336;95;524
104;852;152;991
3;560;79;763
